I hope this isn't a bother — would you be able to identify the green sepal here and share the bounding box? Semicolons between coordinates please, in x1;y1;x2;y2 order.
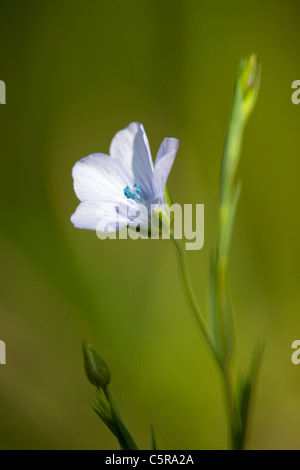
165;185;173;207
91;389;115;436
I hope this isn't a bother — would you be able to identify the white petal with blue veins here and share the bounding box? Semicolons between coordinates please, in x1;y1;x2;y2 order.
109;122;154;199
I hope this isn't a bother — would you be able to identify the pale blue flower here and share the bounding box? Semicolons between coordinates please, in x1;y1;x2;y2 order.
71;122;179;232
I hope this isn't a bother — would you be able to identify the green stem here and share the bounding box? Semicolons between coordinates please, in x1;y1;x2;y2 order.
171;55;260;451
221;368;239;450
104;387;139;450
171;234;240;450
171;233;212;351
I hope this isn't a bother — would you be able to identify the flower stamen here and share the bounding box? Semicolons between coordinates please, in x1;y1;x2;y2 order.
124;182;144;202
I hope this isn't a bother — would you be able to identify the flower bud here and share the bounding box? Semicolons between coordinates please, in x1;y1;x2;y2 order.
82;341;111;389
237;53;260;123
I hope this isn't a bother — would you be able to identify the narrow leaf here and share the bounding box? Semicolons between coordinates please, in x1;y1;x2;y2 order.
235;341;264;449
105;388;139;450
151;426;157;450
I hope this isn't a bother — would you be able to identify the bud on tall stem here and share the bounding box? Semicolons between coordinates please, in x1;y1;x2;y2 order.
210;54;260;368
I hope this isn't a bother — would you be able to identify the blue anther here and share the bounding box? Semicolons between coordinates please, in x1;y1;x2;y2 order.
134;182;142;196
124;186;136;200
124;182;144;201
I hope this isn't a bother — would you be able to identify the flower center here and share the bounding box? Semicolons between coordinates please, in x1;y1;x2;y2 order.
123;182;144;202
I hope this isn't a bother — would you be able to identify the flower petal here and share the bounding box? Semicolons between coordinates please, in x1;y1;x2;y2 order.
152;138;179;200
70;200;130;232
72;153;133;203
109;122;154;198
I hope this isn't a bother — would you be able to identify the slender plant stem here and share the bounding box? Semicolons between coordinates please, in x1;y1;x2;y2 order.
221;368;239;449
171;234;212;352
170;55;260;450
171;234;240;450
104;387;139;450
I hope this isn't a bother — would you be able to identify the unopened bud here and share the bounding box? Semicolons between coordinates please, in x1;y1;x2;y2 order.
237;53;260;123
82;341;111;389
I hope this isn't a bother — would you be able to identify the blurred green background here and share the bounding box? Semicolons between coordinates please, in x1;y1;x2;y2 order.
0;0;300;450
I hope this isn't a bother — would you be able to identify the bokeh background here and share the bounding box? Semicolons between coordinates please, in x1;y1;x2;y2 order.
0;0;300;450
